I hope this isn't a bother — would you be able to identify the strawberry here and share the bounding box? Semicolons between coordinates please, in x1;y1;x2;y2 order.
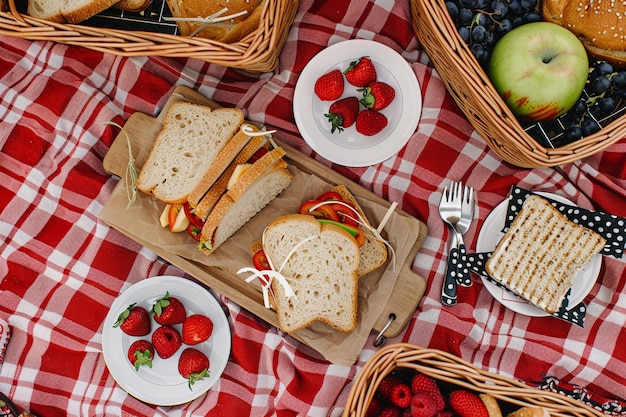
410;392;440;417
360;81;396;111
449;390;489;417
344;56;377;87
178;347;210;389
314;69;344;101
356;109;388;136
152;325;182;359
411;374;445;411
113;303;151;336
152;291;186;325
378;374;402;400
325;96;359;133
182;314;214;345
127;340;154;371
390;383;412;409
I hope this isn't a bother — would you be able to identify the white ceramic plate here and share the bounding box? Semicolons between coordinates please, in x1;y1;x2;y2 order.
102;276;231;405
293;39;422;167
476;192;602;317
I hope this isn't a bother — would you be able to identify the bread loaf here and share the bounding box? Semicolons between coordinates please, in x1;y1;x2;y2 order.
485;195;606;314
262;214;361;333
114;0;152;12
542;0;626;66
506;406;550;417
136;102;244;204
165;0;265;42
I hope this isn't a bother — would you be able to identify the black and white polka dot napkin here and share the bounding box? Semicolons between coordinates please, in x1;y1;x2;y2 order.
464;186;626;327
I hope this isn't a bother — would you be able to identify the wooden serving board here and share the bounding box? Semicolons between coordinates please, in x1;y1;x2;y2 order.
102;86;427;346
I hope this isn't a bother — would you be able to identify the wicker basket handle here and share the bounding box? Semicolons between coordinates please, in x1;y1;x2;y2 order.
7;0;26;24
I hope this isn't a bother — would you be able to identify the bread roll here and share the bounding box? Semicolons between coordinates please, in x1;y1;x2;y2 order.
166;0;265;43
542;0;626;67
506;406;550;417
115;0;152;12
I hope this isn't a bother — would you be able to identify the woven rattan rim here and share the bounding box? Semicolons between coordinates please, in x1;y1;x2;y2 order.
343;343;604;417
0;0;298;72
410;0;626;168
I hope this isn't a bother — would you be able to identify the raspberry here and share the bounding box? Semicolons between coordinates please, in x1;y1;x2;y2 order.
411;374;445;411
365;397;383;417
390;383;412;408
380;406;400;417
435;410;456;417
378;374;402;400
410;392;441;417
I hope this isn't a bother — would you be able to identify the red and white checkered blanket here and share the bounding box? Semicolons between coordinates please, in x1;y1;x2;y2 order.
1;0;626;415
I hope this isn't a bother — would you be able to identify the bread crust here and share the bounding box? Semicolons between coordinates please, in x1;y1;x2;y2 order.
541;0;626;66
114;0;153;12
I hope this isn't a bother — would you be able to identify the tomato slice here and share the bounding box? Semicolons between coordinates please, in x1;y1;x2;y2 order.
252;250;271;270
329;202;359;227
186;223;202;241
299;200;340;221
183;202;205;228
354;229;366;247
317;191;343;201
248;147;269;163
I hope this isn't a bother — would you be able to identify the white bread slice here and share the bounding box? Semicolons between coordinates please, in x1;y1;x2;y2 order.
262;214;360;333
506;406;550;417
27;0;66;22
62;0;120;23
331;185;388;277
199;147;293;254
136;102;244;205
193;135;268;221
114;0;152;12
485;195;606;314
187;125;257;208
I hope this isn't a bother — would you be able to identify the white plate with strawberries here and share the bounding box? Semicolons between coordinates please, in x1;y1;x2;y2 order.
293;39;422;167
102;275;231;405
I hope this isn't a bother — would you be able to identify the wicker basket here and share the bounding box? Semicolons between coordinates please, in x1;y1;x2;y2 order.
0;0;298;72
343;343;603;417
410;0;626;168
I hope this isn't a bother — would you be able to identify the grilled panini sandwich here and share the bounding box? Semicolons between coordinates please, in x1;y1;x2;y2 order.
485;195;605;314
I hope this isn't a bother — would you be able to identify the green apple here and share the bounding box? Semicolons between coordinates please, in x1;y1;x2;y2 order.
488;22;589;122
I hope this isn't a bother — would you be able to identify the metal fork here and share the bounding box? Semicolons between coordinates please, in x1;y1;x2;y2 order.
455;185;475;287
438;181;464;306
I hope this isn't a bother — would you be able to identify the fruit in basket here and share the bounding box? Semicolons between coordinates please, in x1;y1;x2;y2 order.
356;109;388;136
359;81;396;111
113;303;151;336
152;325;182;359
127;340;154;371
152;291;187;325
181;314;214;345
411;392;443;417
325;97;360;133
178;348;210;389
449;390;490;417
314;69;345;101
344;57;377;87
487;22;589;121
390;383;412;408
411;374;445;410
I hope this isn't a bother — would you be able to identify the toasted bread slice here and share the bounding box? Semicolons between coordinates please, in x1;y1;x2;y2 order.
136;102;244;204
331;185;388;277
485;195;606;314
262;214;360;333
199;147;292;254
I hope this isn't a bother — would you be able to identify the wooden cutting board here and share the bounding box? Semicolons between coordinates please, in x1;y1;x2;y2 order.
102;86;427;342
